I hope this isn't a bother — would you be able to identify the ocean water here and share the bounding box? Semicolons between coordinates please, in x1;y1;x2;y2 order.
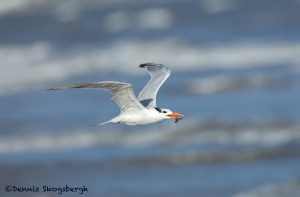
1;0;300;196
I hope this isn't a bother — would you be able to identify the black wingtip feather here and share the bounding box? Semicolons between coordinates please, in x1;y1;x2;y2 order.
139;63;160;68
47;87;62;91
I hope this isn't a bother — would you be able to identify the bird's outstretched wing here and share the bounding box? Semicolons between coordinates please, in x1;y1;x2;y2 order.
48;81;146;112
138;63;170;107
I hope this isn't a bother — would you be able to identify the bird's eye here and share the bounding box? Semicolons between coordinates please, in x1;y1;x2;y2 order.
163;111;167;113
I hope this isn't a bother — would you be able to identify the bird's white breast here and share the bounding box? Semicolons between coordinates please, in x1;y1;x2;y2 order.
112;109;164;125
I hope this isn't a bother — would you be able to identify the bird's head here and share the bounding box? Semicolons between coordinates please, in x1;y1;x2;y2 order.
155;107;184;123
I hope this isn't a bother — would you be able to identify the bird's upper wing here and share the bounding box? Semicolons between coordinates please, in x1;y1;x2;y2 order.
138;63;171;107
48;81;146;112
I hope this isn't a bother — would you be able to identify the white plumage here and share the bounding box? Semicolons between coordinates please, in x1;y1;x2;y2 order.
48;63;183;125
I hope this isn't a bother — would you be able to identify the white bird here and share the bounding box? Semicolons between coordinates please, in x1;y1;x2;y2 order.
47;63;183;125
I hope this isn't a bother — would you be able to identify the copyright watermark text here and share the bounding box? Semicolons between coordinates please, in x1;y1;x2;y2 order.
4;185;88;195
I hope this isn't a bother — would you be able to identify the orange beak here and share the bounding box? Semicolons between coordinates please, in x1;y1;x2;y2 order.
166;111;184;123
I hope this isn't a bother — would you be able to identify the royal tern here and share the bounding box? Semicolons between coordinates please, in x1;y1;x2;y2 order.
47;63;183;125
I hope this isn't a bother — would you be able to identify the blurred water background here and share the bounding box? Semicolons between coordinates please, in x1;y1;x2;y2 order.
1;0;300;196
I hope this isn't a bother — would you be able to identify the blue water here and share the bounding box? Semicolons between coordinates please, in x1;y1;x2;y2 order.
1;0;300;196
1;65;300;196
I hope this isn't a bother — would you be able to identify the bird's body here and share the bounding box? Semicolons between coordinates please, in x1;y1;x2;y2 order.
48;63;183;125
108;108;165;125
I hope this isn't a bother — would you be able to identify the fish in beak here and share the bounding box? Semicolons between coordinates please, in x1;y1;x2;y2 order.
167;112;184;123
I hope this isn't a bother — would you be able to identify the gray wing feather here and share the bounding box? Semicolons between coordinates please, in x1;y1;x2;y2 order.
48;81;146;112
138;63;170;107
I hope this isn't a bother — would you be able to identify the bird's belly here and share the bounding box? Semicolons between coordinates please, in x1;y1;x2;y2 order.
117;111;163;125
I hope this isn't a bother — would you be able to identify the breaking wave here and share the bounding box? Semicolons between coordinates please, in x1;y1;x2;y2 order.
1;40;300;95
186;72;292;95
234;179;300;197
1;119;300;155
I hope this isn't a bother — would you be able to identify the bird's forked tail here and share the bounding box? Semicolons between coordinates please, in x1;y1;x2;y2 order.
98;120;111;126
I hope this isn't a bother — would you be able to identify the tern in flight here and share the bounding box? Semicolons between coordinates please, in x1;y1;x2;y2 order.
48;63;183;125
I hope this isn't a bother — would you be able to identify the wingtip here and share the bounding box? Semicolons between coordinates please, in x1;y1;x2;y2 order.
139;63;161;68
47;87;62;91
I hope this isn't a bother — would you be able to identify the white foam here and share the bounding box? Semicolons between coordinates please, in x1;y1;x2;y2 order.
234;180;300;197
200;0;236;14
103;10;131;32
52;0;81;23
0;120;300;153
0;0;30;15
188;73;286;95
136;8;174;29
1;40;300;95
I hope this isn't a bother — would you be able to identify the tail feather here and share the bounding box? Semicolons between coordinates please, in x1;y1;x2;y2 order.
98;120;111;126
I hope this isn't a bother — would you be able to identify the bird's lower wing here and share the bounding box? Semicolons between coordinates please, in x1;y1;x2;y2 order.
48;81;146;112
